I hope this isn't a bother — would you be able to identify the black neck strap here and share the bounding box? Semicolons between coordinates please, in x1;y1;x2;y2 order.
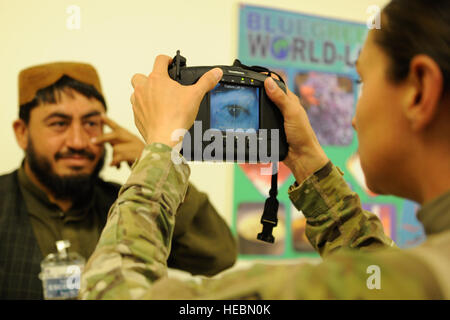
257;162;279;243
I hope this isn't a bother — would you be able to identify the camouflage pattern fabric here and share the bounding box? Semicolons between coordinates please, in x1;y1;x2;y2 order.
80;143;190;299
288;161;396;256
80;145;450;299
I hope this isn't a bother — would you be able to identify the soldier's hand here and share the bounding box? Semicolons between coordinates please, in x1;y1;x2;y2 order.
91;115;145;168
130;55;222;147
264;77;329;183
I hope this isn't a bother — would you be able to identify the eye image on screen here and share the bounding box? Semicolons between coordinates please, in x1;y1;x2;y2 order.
210;83;259;131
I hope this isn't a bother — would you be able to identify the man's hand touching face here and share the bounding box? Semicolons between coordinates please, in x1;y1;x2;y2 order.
91;115;145;168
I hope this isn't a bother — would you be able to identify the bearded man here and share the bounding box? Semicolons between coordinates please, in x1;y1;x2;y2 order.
0;62;236;299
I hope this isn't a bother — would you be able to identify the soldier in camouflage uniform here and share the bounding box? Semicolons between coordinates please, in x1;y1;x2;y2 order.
80;0;450;299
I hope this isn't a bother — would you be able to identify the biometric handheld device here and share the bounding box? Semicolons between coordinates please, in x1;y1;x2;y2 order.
168;50;288;163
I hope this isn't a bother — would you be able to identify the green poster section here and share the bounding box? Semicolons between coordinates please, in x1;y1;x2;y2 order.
232;153;404;260
231;4;420;260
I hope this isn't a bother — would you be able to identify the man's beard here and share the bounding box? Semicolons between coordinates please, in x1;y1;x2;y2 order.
26;140;105;205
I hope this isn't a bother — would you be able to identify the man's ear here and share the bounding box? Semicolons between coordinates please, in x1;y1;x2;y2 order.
403;54;444;131
13;119;29;150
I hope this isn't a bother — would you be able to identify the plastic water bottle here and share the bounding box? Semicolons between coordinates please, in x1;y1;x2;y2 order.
39;240;85;300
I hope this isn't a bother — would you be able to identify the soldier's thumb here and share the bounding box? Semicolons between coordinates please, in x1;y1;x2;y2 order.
265;77;289;115
193;68;223;99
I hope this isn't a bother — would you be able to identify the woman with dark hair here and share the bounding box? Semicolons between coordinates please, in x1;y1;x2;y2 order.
80;0;450;299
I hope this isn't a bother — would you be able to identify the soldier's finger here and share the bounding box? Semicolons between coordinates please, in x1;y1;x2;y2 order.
193;68;223;100
264;77;289;114
131;73;147;89
151;55;172;76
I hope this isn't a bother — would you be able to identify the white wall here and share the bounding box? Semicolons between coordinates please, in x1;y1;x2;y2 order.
0;0;390;225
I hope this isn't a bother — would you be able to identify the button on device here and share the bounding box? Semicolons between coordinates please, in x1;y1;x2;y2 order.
249;78;262;86
229;76;242;84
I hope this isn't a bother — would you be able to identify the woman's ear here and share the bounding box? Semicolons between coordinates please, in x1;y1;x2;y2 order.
403;54;444;131
13;119;29;150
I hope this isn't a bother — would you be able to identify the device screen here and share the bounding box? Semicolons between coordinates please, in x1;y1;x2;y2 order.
210;82;259;131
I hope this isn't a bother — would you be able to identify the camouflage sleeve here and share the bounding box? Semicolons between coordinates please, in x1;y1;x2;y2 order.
79;143;190;299
79;149;445;300
288;161;396;257
139;244;443;299
168;183;237;276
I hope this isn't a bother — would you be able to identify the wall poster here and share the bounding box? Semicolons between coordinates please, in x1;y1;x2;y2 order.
233;4;425;260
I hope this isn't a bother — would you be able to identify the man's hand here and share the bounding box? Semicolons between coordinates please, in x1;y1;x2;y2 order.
92;115;145;168
264;77;329;183
130;55;223;147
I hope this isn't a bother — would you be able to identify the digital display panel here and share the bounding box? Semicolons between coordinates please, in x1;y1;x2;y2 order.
210;82;259;131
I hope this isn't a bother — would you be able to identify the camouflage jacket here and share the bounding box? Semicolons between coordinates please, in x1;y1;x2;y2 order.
80;144;450;299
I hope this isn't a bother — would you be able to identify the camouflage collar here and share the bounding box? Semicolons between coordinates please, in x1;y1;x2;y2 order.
417;189;450;236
